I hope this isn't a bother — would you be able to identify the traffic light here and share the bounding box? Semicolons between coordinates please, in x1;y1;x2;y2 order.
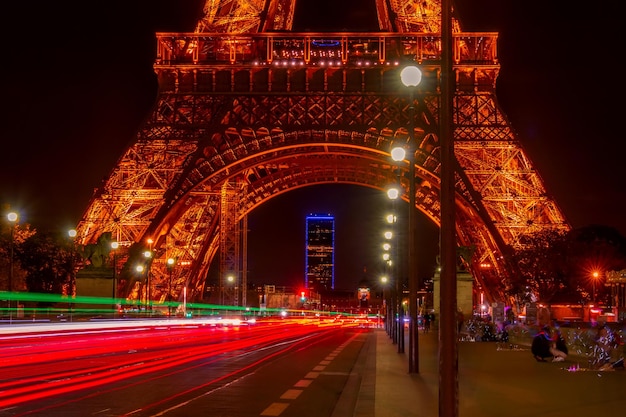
300;291;306;301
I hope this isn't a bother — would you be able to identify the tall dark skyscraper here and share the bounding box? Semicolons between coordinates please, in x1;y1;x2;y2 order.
305;214;335;291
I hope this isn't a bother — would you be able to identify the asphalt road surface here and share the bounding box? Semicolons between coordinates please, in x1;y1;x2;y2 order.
0;318;370;417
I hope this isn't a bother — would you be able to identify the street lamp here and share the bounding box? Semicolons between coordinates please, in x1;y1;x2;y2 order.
592;271;599;304
167;257;176;316
135;264;145;312
393;63;423;373
67;229;78;319
386;186;400;201
111;241;119;316
7;212;18;320
378;274;389;332
380;275;389;329
226;274;235;308
143;250;153;314
386;188;403;352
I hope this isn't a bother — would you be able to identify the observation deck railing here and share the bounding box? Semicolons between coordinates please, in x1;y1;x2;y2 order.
155;32;498;67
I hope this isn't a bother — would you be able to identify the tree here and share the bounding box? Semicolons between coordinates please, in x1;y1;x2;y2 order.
0;222;36;292
505;229;569;304
504;225;626;307
14;230;81;296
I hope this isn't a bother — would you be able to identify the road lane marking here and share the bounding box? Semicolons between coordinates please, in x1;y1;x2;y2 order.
259;331;363;415
294;379;312;387
260;402;289;416
280;389;303;400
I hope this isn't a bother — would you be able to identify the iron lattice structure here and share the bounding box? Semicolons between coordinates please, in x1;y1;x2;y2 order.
75;0;570;306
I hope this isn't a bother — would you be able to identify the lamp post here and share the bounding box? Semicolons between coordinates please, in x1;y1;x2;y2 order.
7;212;18;321
68;228;78;320
143;250;153;315
135;264;145;313
386;187;403;352
381;245;391;332
111;241;119;316
392;64;422;373
385;212;396;339
592;271;599;304
383;229;397;343
380;275;389;331
226;274;235;310
167;257;176;317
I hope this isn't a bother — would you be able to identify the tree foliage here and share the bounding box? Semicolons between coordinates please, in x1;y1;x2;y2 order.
505;225;626;305
506;229;569;304
0;223;36;291
14;230;81;296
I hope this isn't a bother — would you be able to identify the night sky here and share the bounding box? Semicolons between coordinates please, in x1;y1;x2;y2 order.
1;1;624;290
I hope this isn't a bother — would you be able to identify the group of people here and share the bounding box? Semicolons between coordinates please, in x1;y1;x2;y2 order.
531;325;568;362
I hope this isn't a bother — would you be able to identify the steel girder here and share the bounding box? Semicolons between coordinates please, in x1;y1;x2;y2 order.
195;0;297;33
193;0;455;34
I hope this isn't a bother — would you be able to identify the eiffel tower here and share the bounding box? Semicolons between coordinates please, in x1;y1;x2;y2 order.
74;0;569;308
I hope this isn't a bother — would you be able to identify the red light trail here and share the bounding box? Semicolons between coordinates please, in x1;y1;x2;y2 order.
0;317;359;415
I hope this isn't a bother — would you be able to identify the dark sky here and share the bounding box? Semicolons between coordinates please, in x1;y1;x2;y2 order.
1;1;624;290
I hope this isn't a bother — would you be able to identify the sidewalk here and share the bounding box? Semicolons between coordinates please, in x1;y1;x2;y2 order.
352;328;625;417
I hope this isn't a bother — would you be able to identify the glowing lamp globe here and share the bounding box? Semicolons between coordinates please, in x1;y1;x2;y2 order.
400;65;422;87
390;146;406;162
387;187;400;200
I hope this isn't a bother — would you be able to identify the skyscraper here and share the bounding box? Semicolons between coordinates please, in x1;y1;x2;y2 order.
305;214;335;291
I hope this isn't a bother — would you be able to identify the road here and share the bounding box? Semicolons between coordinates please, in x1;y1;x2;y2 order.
0;318;372;417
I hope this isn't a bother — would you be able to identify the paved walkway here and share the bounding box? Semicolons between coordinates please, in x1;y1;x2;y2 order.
348;328;625;417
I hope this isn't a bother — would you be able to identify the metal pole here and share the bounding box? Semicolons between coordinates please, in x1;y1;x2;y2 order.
9;224;14;322
592;272;597;303
391;278;397;343
386;289;393;339
389;199;398;344
169;268;173;316
147;270;151;316
439;0;459;416
396;209;404;353
396;193;404;352
397;275;404;353
112;252;116;317
112;254;116;298
408;89;419;373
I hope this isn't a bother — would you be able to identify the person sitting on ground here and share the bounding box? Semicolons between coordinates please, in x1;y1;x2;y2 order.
531;325;568;362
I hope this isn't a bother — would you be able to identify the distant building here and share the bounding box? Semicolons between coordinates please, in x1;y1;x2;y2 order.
305;214;335;291
606;269;626;322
